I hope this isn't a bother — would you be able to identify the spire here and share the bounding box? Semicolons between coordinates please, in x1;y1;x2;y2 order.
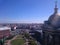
54;0;58;13
55;0;57;8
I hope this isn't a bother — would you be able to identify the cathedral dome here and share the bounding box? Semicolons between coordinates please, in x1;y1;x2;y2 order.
48;13;60;27
48;1;60;27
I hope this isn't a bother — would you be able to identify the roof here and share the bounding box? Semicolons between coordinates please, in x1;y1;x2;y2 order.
48;1;60;27
0;26;11;31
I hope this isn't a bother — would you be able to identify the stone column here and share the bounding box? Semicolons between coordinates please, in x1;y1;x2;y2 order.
42;30;48;45
51;34;55;45
54;34;59;45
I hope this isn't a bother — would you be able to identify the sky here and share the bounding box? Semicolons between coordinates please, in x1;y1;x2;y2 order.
0;0;60;23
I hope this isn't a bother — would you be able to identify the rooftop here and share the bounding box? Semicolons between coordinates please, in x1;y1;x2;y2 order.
0;26;11;31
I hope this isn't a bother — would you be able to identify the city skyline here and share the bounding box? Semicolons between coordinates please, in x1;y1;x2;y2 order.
0;0;60;23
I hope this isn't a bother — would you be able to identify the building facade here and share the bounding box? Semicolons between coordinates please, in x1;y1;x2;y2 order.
42;1;60;45
0;27;11;39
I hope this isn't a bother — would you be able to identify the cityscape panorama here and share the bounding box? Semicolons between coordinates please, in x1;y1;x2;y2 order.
0;0;60;45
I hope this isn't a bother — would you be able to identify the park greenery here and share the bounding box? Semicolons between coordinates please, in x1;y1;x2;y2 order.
11;39;25;45
11;33;37;45
24;33;37;45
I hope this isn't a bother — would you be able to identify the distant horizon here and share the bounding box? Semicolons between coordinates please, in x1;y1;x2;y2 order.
0;0;60;23
0;22;43;24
